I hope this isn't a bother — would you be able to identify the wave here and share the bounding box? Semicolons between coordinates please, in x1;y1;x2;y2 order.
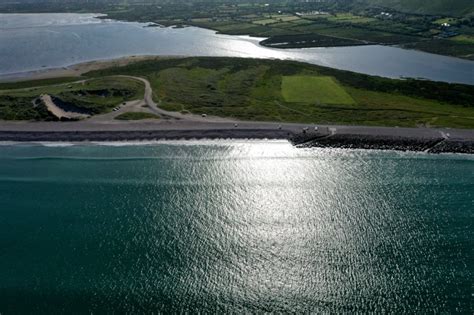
0;139;288;147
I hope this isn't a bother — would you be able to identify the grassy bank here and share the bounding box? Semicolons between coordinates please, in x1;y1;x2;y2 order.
0;77;80;90
403;39;474;60
0;77;144;120
87;57;474;128
2;57;473;128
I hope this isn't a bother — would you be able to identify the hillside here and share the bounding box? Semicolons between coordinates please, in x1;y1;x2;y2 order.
362;0;474;17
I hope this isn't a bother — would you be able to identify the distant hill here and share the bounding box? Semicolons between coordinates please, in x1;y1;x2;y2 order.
361;0;474;16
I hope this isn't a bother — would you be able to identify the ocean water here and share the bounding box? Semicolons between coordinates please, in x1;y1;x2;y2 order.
1;13;474;84
0;141;472;313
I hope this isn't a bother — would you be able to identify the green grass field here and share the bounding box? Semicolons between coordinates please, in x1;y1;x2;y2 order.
252;19;276;26
326;13;377;24
434;18;458;25
276;15;301;22
281;76;355;105
451;35;474;44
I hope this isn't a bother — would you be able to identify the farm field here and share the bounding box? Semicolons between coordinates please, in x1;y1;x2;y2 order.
281;76;355;105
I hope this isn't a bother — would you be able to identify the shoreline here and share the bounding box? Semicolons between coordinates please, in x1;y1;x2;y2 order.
0;55;184;82
0;121;472;154
2;47;473;85
1;39;473;86
0;54;472;154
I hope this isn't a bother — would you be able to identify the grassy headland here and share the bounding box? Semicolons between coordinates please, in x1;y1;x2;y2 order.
84;57;474;128
0;57;473;128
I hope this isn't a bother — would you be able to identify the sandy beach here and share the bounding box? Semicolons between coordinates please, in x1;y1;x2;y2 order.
0;55;183;82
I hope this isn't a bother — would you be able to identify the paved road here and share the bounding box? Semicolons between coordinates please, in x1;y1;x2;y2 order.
1;119;473;141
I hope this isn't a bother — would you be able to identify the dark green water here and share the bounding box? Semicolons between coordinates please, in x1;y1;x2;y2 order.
0;141;472;313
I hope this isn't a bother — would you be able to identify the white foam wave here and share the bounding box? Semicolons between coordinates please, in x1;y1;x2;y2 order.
0;139;287;148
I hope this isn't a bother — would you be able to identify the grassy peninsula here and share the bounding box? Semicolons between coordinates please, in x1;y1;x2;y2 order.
2;57;473;128
85;57;474;128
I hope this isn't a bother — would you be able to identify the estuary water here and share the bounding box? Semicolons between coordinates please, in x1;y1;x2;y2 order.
0;141;472;313
0;13;474;84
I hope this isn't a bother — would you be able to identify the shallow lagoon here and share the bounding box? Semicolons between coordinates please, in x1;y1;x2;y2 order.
1;13;474;84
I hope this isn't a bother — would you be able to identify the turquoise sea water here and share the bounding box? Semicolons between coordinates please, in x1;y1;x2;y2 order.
0;141;472;313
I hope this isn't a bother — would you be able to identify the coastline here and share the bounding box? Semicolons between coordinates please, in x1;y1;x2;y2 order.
0;55;183;82
0;121;472;154
1;31;474;85
0;56;472;154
